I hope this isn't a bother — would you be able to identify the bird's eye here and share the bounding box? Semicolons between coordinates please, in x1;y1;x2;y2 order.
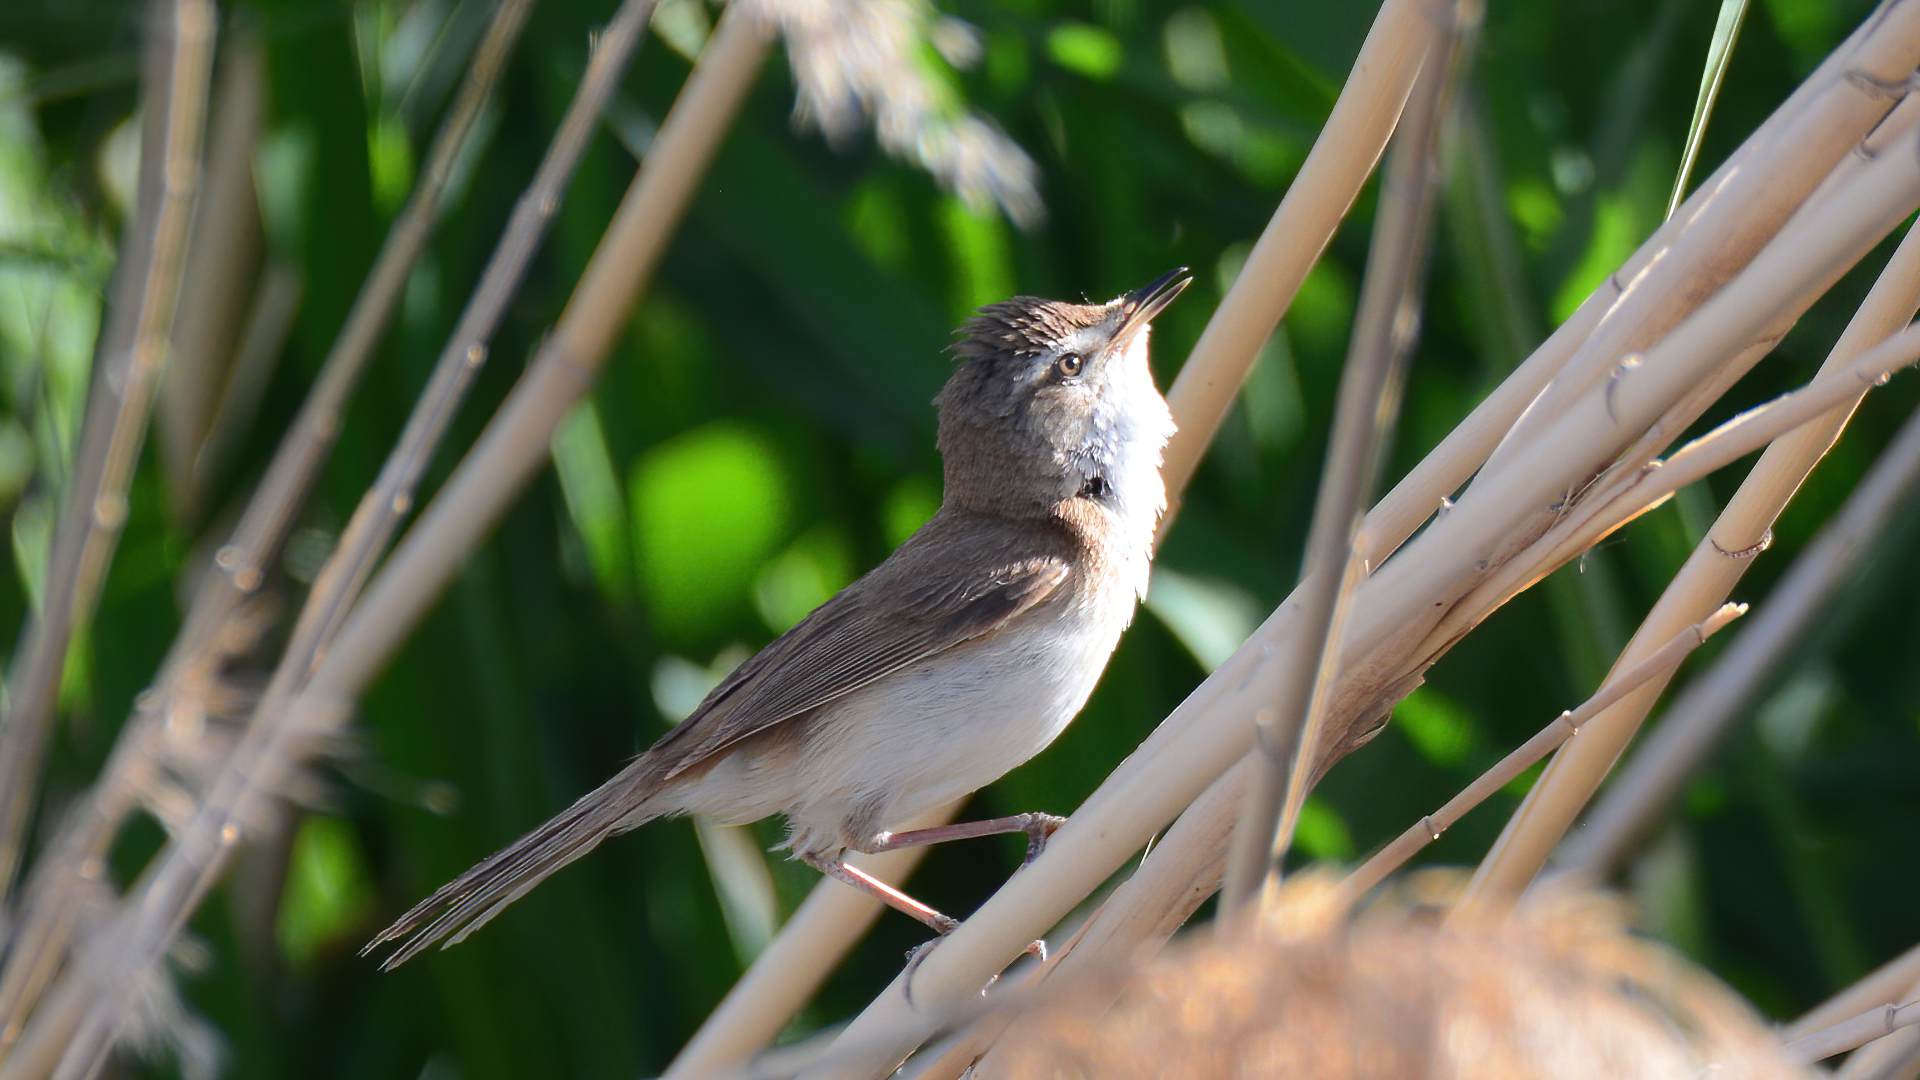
1054;352;1084;379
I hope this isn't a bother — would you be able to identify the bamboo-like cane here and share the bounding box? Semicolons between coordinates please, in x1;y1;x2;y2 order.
1557;407;1920;876
1791;944;1920;1042
0;0;545;1044
1155;0;1429;519
1473;0;1920;482
1787;1000;1920;1064
0;0;216;900
1340;605;1744;901
0;12;772;1080
1462;190;1920;905
1222;0;1473;911
1835;977;1920;1079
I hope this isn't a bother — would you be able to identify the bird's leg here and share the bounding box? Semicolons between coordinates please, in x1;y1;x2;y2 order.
863;811;1067;865
803;853;958;935
804;852;1049;965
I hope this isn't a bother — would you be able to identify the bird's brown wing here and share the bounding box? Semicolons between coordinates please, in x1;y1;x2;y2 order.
650;543;1070;779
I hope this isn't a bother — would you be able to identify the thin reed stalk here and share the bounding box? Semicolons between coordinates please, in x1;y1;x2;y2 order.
0;0;215;899
1340;605;1743;902
1475;0;1920;480
1557;407;1920;876
1791;944;1920;1042
1787;1000;1920;1064
1463;203;1920;903
0;12;773;1077
1221;0;1472;911
1835;980;1920;1079
0;0;540;1043
1155;0;1430;521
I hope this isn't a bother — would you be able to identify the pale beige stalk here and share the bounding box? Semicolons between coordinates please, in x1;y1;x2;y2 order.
1463;199;1920;903
1787;1000;1920;1064
0;12;772;1079
1474;0;1920;480
0;0;215;898
1223;0;1470;910
1557;407;1920;875
1156;0;1428;521
0;0;540;1043
1791;945;1920;1041
1341;605;1742;901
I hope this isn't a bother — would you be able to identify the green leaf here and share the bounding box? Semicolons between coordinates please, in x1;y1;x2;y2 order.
1667;0;1750;219
277;816;376;970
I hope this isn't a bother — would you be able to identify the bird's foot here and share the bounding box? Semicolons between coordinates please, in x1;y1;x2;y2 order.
901;927;1047;1004
1020;813;1068;865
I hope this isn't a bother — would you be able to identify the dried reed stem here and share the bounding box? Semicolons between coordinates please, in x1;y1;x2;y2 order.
1787;1000;1920;1064
1476;0;1920;480
4;8;769;1077
1221;0;1471;910
1835;978;1920;1079
1340;605;1743;901
1791;944;1920;1041
663;808;955;1079
1463;189;1920;902
0;0;215;898
1155;0;1429;523
1557;407;1920;876
0;0;538;1044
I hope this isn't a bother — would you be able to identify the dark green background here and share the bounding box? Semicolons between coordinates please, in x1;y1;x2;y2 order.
2;0;1917;1075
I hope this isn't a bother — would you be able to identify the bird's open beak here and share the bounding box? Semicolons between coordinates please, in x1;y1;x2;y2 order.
1114;266;1193;350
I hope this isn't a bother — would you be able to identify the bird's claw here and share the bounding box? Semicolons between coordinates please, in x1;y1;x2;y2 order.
1021;813;1068;865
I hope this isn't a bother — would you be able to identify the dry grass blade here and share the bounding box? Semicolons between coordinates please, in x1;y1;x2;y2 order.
1464;206;1920;904
1340;604;1743;902
0;12;774;1078
1558;407;1920;877
1221;0;1474;911
0;0;215;899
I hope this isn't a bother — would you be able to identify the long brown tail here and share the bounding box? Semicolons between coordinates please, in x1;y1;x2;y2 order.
363;757;665;970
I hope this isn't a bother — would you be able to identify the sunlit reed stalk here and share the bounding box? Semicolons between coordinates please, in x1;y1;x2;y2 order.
1221;0;1474;912
0;11;775;1078
0;0;215;900
1556;407;1920;877
1786;1000;1920;1064
957;608;1738;1075
1791;945;1920;1043
1474;1;1920;483
0;0;538;1046
1835;989;1920;1079
1463;202;1920;904
1338;605;1743;902
1155;0;1429;525
799;25;1920;1080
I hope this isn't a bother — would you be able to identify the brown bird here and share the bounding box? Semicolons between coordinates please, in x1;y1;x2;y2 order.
366;269;1190;969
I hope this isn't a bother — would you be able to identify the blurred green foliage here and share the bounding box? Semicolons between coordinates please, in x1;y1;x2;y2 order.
2;0;1918;1075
